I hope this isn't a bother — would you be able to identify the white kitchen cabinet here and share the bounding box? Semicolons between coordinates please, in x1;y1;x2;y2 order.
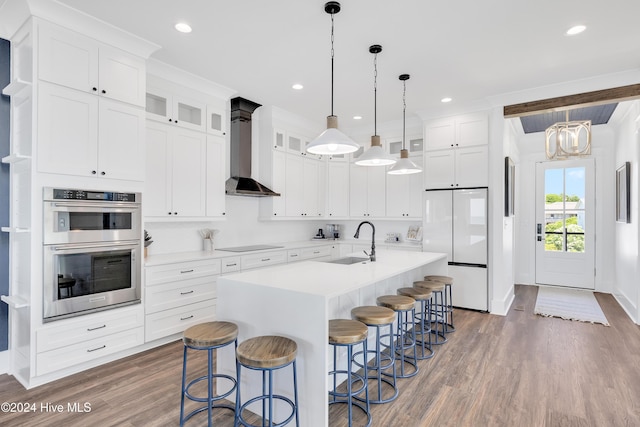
288;245;332;263
205;134;226;218
35;305;144;376
424;146;488;189
144;259;220;342
146;86;206;132
270;149;287;217
220;257;241;274
424;113;488;151
349;164;386;218
386;157;424;218
240;251;287;270
37;82;145;180
327;160;350;218
387;136;424;157
38;21;146;107
206;104;226;136
145;121;207;217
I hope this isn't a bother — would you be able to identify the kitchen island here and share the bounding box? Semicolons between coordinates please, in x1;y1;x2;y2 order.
217;249;447;427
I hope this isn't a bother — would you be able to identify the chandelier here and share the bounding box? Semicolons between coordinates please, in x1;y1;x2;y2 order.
544;110;591;160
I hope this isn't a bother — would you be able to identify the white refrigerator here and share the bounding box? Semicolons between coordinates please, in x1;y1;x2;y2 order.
423;188;488;311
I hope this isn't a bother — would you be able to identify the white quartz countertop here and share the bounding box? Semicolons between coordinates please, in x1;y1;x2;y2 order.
219;250;446;299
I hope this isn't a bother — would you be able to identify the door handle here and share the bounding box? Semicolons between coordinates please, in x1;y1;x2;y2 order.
537;223;542;234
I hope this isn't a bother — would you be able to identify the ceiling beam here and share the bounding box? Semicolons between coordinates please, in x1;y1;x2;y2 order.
503;84;640;118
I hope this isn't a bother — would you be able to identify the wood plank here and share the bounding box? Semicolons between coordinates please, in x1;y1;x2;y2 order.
503;84;640;118
2;285;640;426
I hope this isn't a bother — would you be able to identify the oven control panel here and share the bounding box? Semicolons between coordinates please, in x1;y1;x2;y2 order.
51;188;138;202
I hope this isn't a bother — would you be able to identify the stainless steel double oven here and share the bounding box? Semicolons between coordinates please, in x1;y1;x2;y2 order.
43;188;142;322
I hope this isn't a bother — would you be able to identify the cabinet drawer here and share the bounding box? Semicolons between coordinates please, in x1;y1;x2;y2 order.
287;249;302;262
37;305;144;353
220;256;241;273
146;259;221;286
36;327;144;376
145;275;217;314
145;299;216;342
240;251;286;270
301;246;331;259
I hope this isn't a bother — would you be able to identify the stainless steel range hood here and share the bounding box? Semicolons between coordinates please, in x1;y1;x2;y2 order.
225;97;280;197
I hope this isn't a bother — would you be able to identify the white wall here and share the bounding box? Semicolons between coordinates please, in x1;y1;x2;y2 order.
514;123;616;293
489;107;519;315
613;101;640;322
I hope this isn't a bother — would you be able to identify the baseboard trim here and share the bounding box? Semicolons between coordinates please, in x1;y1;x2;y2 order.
491;286;515;316
612;291;637;324
0;350;8;375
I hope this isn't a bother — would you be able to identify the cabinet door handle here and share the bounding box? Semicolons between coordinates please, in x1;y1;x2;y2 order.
101;89;106;94
180;290;194;295
181;315;194;321
87;345;106;353
180;269;194;274
100;171;106;176
226;263;237;267
313;251;320;254
261;258;270;262
92;87;97;92
290;254;298;257
91;170;97;175
87;324;106;331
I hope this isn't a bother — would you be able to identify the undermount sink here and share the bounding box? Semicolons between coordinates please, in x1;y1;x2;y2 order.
324;256;369;265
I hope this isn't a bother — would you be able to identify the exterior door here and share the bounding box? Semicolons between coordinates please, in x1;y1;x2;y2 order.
535;159;595;289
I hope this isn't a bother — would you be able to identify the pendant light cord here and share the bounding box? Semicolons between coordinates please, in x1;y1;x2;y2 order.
330;12;335;116
402;78;407;149
373;52;378;136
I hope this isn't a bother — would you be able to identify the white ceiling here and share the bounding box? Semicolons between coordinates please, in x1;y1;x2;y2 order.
55;0;640;132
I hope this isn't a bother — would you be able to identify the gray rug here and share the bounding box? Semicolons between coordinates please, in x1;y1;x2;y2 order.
534;286;609;326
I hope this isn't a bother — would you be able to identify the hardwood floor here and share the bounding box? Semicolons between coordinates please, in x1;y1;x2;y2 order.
1;285;640;426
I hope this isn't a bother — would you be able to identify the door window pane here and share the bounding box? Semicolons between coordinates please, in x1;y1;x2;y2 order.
543;166;586;253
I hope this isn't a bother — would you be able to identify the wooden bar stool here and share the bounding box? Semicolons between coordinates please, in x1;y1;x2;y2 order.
425;275;455;332
413;280;447;345
351;306;398;404
235;335;299;427
180;321;238;427
328;319;372;427
376;295;419;378
396;287;434;360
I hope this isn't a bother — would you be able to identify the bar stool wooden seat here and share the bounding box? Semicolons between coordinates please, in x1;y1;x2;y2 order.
376;295;419;378
425;275;455;332
396;287;434;360
414;280;447;345
351;306;398;404
328;319;372;427
180;321;238;427
235;335;299;427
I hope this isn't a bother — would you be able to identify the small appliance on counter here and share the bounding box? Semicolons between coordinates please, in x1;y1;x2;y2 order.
325;224;340;240
313;228;326;240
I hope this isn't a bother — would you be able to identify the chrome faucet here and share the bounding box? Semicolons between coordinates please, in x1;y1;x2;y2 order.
354;221;376;262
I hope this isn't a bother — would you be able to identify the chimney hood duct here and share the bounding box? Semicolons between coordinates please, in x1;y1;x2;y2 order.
225;97;280;197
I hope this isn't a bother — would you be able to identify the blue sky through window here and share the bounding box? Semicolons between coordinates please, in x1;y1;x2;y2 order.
545;167;585;199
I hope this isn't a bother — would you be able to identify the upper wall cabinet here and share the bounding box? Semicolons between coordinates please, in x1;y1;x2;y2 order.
424;113;488;151
145;80;226;136
387;136;424;157
38;22;146;107
37;82;145;180
424;112;489;189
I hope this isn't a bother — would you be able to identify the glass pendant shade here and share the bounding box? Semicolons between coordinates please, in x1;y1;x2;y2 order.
388;149;421;175
355;135;396;166
307;115;360;155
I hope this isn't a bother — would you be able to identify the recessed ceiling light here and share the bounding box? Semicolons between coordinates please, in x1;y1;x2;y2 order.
292;83;304;90
441;97;452;103
566;25;586;35
353;116;363;120
175;22;192;33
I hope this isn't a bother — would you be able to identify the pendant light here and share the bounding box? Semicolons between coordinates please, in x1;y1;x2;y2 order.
355;45;396;166
306;1;360;155
388;74;422;175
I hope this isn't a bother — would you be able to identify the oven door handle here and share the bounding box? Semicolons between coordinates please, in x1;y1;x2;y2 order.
51;242;138;251
52;202;140;209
